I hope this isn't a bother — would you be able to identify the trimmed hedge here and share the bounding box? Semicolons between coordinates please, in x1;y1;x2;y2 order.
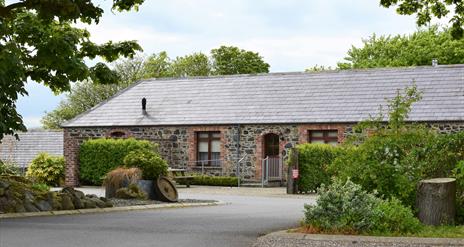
293;143;344;193
79;138;158;185
178;175;238;187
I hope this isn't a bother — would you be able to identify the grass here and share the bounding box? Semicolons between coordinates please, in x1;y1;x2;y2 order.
295;225;464;238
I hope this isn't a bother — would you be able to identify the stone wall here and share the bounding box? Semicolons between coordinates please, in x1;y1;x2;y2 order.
63;121;464;186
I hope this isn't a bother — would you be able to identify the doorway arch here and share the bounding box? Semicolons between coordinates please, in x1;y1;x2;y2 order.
263;133;280;158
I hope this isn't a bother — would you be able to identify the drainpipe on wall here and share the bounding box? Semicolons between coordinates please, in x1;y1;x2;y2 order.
236;124;241;187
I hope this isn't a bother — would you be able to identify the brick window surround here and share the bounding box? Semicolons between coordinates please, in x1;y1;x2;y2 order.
187;126;226;168
197;131;221;166
106;129;132;138
308;130;339;145
298;124;346;144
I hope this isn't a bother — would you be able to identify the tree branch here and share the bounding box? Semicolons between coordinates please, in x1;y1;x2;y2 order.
0;2;27;18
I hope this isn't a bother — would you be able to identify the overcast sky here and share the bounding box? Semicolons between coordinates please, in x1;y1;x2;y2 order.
18;0;420;128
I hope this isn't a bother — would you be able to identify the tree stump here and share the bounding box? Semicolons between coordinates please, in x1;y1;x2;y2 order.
416;178;456;226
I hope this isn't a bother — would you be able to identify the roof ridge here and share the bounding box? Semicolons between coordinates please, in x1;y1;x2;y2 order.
140;64;464;82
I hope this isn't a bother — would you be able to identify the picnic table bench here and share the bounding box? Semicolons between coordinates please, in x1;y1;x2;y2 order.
168;168;194;188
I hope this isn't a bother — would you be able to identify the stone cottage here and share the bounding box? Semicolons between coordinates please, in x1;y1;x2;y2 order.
62;65;464;186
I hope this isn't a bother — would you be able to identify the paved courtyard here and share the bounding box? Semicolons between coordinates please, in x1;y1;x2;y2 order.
0;186;315;247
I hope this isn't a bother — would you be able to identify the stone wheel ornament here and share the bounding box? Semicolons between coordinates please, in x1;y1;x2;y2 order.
154;176;178;202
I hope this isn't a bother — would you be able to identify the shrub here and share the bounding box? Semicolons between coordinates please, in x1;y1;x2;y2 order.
0;160;21;176
304;179;381;233
26;153;65;186
371;197;421;234
31;183;50;192
79;138;158;185
115;183;147;199
421;131;464;178
452;160;464;224
179;175;238;187
304;179;421;234
123;150;168;180
328;127;435;207
293;144;345;193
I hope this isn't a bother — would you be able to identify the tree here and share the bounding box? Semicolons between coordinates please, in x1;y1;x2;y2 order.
0;0;143;139
112;54;147;86
170;52;211;77
337;26;464;69
143;51;173;78
211;46;270;75
380;0;464;39
305;65;334;72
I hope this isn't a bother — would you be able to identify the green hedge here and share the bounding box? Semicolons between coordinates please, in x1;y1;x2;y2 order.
178;175;238;187
79;138;158;185
293;143;344;193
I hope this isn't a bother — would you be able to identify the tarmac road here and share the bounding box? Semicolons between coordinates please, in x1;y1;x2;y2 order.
0;187;315;247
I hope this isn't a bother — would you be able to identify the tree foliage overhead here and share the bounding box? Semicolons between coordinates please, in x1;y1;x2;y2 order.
211;46;270;75
380;0;464;39
336;26;464;69
42;46;270;129
0;0;144;139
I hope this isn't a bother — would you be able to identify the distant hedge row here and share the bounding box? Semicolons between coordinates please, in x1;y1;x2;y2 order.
178;175;238;187
79;138;158;185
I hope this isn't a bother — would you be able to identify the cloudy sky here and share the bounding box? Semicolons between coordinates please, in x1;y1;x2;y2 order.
18;0;420;128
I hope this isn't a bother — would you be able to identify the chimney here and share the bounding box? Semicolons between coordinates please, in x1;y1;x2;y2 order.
432;59;438;67
142;98;147;115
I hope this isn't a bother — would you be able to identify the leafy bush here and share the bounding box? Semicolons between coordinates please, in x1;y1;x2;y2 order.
329;127;434;207
115;183;147;199
123;150;168;180
331;85;464;209
26;153;65;186
304;179;381;233
179;175;238;187
371;197;421;234
304;179;421;234
420;131;464;178
31;183;50;192
79;138;158;185
0;160;21;176
293;144;345;193
453;160;464;224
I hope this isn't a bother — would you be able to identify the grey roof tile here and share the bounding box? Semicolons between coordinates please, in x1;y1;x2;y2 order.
63;65;464;127
0;130;63;168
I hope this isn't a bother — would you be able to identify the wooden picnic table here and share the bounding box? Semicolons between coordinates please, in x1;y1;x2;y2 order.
168;168;194;188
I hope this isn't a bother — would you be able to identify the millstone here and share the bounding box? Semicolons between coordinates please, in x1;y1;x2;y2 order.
154;176;178;202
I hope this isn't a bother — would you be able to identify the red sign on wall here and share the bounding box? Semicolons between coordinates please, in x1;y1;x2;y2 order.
292;169;299;179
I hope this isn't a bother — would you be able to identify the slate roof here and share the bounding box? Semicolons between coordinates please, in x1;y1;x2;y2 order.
0;131;63;168
62;65;464;127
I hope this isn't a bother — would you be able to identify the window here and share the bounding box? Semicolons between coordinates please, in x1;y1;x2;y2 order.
197;132;221;166
110;131;126;138
308;130;338;145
